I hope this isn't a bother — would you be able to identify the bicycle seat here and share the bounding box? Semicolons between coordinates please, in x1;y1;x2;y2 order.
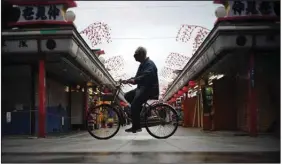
146;95;159;105
149;95;159;100
146;99;158;105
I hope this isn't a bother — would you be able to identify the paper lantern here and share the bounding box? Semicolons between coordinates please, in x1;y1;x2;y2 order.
182;86;188;92
66;10;76;22
188;81;196;87
174;94;180;98
104;88;110;93
98;56;106;64
215;6;226;18
178;91;183;95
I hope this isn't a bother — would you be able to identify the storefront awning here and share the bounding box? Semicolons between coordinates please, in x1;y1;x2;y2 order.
2;25;128;102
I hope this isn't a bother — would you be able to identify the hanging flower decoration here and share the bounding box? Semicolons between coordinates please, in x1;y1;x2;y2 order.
176;24;210;54
159;67;175;80
165;52;190;70
103;56;134;92
104;55;125;74
80;21;112;47
159;52;191;94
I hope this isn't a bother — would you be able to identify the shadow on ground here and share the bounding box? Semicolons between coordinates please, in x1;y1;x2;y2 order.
1;152;280;163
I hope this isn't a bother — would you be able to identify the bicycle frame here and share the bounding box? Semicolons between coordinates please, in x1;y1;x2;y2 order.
87;80;178;139
94;80;167;127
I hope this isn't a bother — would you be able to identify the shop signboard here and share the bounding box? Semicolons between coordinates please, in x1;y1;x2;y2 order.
12;4;67;25
226;1;279;17
2;40;38;53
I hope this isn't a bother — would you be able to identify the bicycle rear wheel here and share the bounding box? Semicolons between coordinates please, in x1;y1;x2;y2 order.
87;104;121;140
145;103;179;139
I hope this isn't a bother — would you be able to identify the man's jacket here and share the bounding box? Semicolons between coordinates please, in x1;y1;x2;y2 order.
134;58;159;99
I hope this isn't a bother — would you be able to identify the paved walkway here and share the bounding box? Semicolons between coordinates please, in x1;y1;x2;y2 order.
2;127;280;163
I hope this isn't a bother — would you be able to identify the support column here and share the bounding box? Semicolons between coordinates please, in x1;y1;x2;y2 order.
30;65;36;136
202;79;212;131
182;94;189;127
38;60;46;138
68;85;72;131
83;85;89;129
248;53;257;136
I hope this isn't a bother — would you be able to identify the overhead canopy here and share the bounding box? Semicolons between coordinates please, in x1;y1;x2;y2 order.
2;25;128;103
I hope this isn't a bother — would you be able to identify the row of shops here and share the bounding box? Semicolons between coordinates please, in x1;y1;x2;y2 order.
164;4;280;136
1;0;127;137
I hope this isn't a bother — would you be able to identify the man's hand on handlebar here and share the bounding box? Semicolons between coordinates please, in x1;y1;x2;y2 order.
120;79;135;86
126;79;136;85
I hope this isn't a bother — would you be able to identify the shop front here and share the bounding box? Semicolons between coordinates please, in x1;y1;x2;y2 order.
164;2;280;136
1;0;127;137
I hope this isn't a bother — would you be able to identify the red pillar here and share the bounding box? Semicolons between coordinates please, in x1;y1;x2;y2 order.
248;53;257;136
38;60;46;138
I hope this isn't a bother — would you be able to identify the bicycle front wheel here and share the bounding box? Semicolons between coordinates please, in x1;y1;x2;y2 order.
145;103;179;139
87;104;121;140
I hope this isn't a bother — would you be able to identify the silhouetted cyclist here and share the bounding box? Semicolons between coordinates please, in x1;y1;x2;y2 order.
122;46;159;133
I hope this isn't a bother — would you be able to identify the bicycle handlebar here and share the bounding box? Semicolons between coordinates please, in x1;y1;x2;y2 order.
117;79;132;87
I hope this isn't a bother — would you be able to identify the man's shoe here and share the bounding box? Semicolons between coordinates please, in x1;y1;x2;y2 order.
125;127;142;133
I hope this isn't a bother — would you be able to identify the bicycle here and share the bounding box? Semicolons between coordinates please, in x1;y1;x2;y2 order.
86;80;179;140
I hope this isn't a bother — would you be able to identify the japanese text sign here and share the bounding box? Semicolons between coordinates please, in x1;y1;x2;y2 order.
227;1;279;17
16;4;66;24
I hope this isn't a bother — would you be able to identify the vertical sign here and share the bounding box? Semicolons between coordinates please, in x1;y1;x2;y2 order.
6;112;11;123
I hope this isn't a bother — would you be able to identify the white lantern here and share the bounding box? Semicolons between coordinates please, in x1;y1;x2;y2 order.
65;10;76;22
215;6;226;18
98;56;106;64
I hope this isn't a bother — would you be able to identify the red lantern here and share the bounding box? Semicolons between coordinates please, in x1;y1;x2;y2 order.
188;81;196;87
182;86;188;92
104;88;110;93
174;94;178;98
178;91;183;95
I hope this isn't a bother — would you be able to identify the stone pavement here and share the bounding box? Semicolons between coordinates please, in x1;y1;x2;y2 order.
1;127;280;163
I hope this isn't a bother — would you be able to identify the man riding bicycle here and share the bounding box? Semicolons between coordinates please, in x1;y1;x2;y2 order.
122;46;159;133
